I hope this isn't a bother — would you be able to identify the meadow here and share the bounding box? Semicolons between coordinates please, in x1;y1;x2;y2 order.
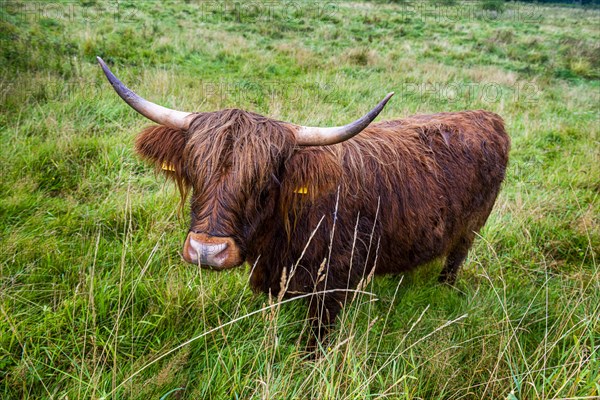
0;0;599;398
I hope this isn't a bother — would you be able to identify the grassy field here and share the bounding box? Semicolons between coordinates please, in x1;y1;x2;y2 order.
1;0;599;398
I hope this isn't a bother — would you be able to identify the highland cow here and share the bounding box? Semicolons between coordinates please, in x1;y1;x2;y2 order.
98;57;510;345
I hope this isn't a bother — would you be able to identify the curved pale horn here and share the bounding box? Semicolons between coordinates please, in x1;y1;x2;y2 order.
97;57;194;130
295;92;394;146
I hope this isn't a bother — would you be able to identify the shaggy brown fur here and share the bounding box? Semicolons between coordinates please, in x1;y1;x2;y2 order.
135;108;510;345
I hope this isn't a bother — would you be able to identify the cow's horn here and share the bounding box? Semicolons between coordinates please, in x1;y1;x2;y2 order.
97;57;194;130
295;92;394;146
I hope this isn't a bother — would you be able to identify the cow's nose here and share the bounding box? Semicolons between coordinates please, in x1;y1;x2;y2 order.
188;238;228;265
182;232;242;269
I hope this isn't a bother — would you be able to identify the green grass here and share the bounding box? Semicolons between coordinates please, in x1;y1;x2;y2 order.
1;1;599;399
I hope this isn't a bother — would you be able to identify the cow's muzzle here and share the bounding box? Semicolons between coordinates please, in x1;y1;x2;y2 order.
182;232;242;269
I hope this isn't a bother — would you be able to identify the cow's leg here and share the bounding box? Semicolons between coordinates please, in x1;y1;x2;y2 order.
439;236;473;285
305;294;343;353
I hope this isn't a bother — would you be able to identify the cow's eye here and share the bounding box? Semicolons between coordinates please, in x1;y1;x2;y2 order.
259;188;270;204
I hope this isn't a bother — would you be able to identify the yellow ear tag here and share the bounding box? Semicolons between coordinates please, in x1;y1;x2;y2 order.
161;162;176;172
293;187;308;195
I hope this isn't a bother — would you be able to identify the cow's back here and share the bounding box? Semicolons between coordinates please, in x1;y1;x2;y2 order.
340;110;510;274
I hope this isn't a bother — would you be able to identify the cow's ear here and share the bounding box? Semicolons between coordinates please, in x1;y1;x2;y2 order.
135;125;187;174
280;147;342;204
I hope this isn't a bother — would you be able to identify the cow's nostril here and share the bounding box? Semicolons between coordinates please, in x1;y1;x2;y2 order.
187;243;198;262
